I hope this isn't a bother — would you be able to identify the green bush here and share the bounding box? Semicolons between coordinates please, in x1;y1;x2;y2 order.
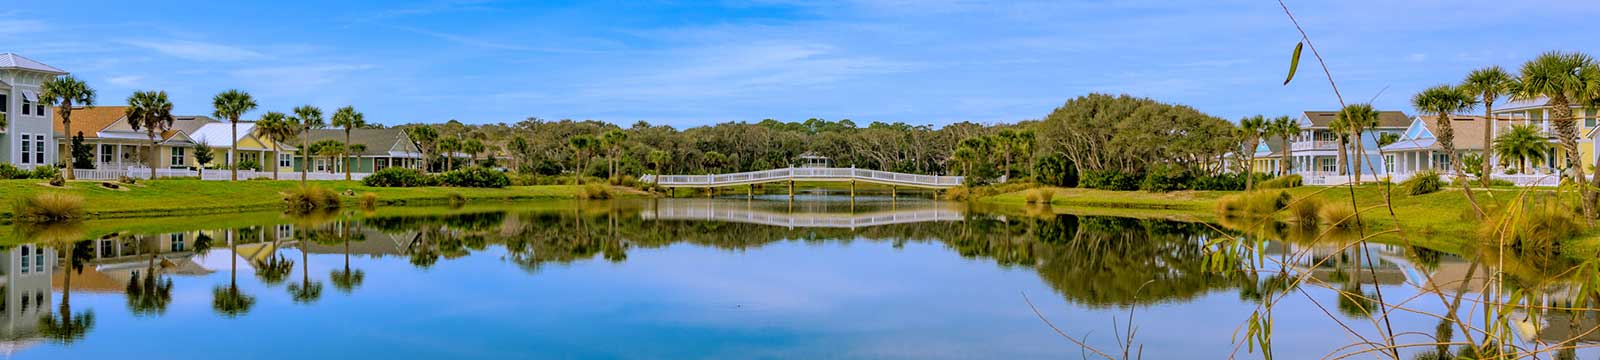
1034;153;1078;187
29;166;60;180
1139;165;1193;192
282;185;341;213
1401;170;1442;195
363;167;435;187
0;163;28;179
1287;196;1325;224
1258;174;1302;189
439;166;510;188
1081;170;1142;190
1215;190;1290;215
579;183;613;199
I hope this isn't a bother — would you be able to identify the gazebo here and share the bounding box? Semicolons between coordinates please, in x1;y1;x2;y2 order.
795;152;832;168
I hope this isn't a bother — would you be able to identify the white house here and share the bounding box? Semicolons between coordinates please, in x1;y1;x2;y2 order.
1266;110;1410;185
0;53;67;169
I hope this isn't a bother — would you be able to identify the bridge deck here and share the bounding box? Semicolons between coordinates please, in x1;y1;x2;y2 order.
641;167;963;189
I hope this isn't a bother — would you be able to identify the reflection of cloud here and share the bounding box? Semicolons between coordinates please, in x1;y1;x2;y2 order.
122;39;264;62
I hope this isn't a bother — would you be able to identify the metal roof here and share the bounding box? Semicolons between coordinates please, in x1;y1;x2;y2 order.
0;53;67;74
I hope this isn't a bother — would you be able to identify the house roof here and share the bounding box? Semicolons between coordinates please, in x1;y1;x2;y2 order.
0;53;67;75
1303;110;1412;129
1380;115;1490;152
302;128;419;157
95;113;218;142
189;122;268;150
53;106;129;138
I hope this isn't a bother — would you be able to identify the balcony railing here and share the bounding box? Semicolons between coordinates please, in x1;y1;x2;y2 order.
1290;140;1340;151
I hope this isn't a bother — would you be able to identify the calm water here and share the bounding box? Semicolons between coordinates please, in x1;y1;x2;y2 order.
1;196;1595;359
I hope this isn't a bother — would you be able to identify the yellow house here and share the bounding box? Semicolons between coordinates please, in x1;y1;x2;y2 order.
1490;97;1600;174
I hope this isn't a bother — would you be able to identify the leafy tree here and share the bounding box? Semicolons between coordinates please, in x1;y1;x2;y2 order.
462;138;486;167
1237;115;1268;190
439;137;462;171
648;149;669;191
507;136;532;172
1376;132;1401;147
212;90;258;181
125;91;175;179
331;106;366;180
193;142;215;177
40;76;96;177
567;135;598;183
602;129;628;182
1039;93;1237;177
70;132;93;170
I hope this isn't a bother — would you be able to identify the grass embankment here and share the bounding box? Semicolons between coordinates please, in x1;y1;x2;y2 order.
984;185;1600;253
1;179;645;220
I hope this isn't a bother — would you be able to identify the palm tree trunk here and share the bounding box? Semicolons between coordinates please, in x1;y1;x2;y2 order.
1279;135;1292;176
271;144;281;180
149;137;158;179
344;129;353;181
63;106;74;179
1336;138;1347;176
301;126;310;185
1438;115;1484;216
231;120;239;181
1246;138;1258;191
1548;98;1595;219
1481;104;1495;186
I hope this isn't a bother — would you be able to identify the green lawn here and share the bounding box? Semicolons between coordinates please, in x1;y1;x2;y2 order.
1;179;642;220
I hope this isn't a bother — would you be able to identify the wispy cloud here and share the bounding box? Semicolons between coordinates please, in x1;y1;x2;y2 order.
387;25;602;54
105;75;143;87
122;39;265;62
0;19;47;36
230;64;376;93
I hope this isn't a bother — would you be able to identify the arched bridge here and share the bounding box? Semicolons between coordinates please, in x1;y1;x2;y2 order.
640;167;964;189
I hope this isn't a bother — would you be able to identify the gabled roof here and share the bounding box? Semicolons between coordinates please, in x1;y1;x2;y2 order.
1302;110;1412;129
53;106;129;138
0;53;67;75
302;128;420;156
1379;115;1490;152
96;113;219;142
189;122;268;150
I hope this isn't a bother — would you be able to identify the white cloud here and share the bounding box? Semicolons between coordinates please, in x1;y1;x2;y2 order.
105;75;143;87
230;64;377;93
122;39;265;62
0;19;47;36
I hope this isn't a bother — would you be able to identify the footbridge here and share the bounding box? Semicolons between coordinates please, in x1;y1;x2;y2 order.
640;167;964;189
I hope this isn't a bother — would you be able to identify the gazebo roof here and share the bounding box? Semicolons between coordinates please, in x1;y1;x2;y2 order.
796;152;829;160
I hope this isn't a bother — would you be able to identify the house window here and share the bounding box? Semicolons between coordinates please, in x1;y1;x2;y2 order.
100;144;115;164
0;93;7;113
279;153;292;168
1319;158;1336;173
21;97;30;115
171;233;186;252
19;246;29;274
35;247;44;273
276;224;293;240
19;134;43;165
171;146;186;168
35;102;43;116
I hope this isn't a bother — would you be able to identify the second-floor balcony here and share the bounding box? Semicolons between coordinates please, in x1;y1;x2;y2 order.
1291;140;1340;151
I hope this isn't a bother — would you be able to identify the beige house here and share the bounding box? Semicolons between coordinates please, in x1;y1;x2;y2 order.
54;106;295;173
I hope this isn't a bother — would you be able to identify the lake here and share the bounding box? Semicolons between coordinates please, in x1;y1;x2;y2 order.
2;196;1595;359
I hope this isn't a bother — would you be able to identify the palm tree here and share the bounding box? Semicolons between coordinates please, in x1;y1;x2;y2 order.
1412;85;1479;180
602;130;628;183
127;235;174;315
1337;104;1381;181
508;136;532;172
1461;66;1515;185
331;106;366;180
702;151;728;174
40;76;96;177
292;105;324;184
1238;115;1268;190
288;242;323;304
28;224;94;343
1512;51;1600;217
439;137;462;171
408;126;439;172
213;233;256;317
252;112;296;180
212;90;258;181
1495;124;1552;175
313;140;345;173
1271;116;1300;176
994;129;1020;180
125;91;175;180
648;149;669;192
568;135;597;184
462;139;486;168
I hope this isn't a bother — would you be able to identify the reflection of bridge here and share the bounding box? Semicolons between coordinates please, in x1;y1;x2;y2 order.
640;199;965;229
641;167;964;189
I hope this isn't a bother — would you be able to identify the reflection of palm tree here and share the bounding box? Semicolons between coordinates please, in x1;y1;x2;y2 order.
287;244;323;304
126;236;174;315
213;234;255;317
330;231;365;293
31;226;95;343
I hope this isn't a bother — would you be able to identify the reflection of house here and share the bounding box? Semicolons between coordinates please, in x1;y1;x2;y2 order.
0;245;53;342
1277;243;1409;286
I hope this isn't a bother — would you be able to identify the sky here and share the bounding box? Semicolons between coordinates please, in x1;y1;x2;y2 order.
6;0;1599;128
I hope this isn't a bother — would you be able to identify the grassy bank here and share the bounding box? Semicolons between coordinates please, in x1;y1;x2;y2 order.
1;179;645;220
984;184;1600;253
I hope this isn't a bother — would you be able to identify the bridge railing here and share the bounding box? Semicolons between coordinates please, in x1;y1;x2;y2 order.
640;167;963;187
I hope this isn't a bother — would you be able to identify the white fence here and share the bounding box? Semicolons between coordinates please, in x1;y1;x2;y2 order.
75;168;370;181
1311;171;1564;187
642;167;963;188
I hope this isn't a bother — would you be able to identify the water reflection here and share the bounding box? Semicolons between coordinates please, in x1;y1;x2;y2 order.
2;198;1598;357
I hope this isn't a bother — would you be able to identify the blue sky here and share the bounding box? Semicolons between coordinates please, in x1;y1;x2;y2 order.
7;1;1598;127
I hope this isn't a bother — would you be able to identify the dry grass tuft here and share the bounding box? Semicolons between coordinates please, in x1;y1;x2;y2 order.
12;192;85;223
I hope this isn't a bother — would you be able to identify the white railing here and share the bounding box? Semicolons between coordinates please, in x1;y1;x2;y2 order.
1290;140;1341;151
641;167;964;188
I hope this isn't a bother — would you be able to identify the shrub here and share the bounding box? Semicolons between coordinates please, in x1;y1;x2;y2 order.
1401;170;1442;196
283;186;341;213
0;163;26;179
1258;174;1302;189
945;186;971;201
579;183;613;200
439;167;510;188
1191;172;1254;191
1319;203;1357;228
1034;153;1078;187
1215;190;1290;215
1483;201;1587;257
1080;170;1142;191
29;166;60;180
364;167;434;187
1287;196;1325;225
1139;165;1193;192
12;193;85;223
359;192;379;209
1024;188;1054;204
